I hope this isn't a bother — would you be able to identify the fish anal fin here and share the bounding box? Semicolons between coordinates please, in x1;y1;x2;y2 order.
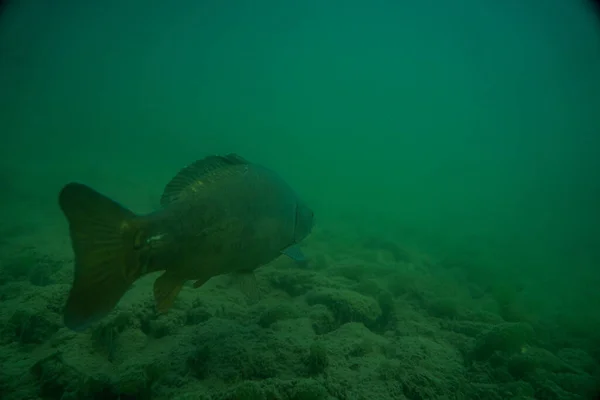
58;183;144;331
153;272;185;313
160;153;251;207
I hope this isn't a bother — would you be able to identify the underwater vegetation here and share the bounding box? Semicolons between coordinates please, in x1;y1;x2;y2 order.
0;224;598;400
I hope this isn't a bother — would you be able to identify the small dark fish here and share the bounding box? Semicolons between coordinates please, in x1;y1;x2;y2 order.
59;154;314;331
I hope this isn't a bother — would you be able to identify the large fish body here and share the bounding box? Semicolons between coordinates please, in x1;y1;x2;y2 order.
59;154;314;331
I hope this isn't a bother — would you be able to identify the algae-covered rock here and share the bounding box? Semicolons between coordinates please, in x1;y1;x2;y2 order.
308;304;336;335
507;347;575;379
381;335;465;398
321;322;389;361
527;370;586;400
187;319;279;382
30;353;99;398
386;270;421;298
91;311;133;361
466;383;504;400
552;372;597;397
378;359;458;399
362;236;412;263
373;290;396;331
500;380;535;398
441;320;491;337
472;322;535;361
113;363;154;398
556;347;598;375
306;288;382;327
185;301;213;326
290;379;328;400
424;296;462;319
327;263;373;282
275;378;328;400
306;341;329;375
354;278;384;297
218;381;265;400
269;269;316;297
0;246;40;283
172;393;213;400
258;303;301;328
188;341;277;382
6;308;60;345
141;309;186;339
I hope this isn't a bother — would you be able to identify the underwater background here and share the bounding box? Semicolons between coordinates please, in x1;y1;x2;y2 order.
0;0;599;399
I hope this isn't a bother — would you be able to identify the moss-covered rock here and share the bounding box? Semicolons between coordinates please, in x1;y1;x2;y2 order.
556;347;598;375
500;380;535;398
269;269;316;297
188;341;277;382
6;308;60;345
112;363;155;398
440;320;491;337
382;335;465;398
308;304;336;335
30;353;99;399
327;263;375;282
552;371;597;397
258;303;301;328
284;379;328;400
187;319;279;382
507;347;575;380
354;279;384;297
349;337;376;357
465;382;504;400
306;341;329;375
372;290;396;332
379;359;457;399
472;322;535;361
91;311;133;361
0;247;63;287
490;283;530;323
386;270;422;298
306;289;382;328
185;301;213;326
527;370;585;400
362;237;412;263
140;309;186;339
424;296;462;319
218;381;265;400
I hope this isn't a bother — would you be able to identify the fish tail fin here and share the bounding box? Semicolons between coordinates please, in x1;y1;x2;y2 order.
59;183;145;331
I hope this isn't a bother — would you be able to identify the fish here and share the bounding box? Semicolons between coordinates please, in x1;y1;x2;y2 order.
58;153;314;331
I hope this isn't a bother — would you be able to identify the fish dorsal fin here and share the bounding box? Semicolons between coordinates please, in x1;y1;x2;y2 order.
160;153;250;207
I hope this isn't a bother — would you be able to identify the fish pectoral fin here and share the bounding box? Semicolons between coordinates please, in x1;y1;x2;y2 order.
231;271;260;303
153;272;185;313
282;245;307;265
